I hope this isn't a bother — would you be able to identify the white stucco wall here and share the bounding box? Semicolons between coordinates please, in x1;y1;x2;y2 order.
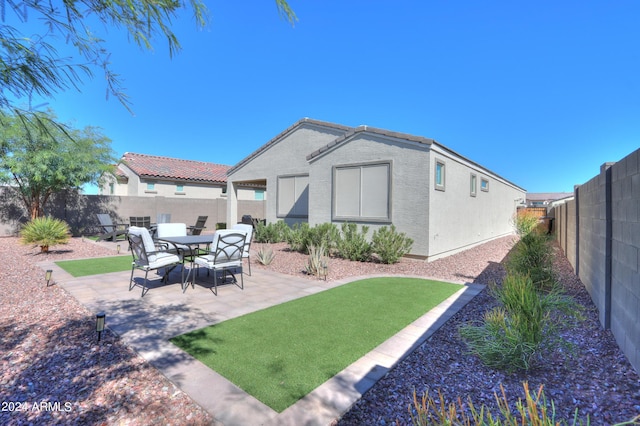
427;144;525;260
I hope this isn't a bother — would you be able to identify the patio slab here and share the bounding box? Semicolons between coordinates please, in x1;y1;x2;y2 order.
39;250;485;426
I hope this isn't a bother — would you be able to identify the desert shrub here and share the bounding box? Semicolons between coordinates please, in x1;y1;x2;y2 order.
308;223;339;253
286;222;339;254
460;272;580;372
255;245;275;265
336;223;372;261
409;381;596;426
20;216;71;253
285;222;310;252
305;243;329;279
371;225;413;264
513;209;541;237
255;220;290;243
507;231;556;291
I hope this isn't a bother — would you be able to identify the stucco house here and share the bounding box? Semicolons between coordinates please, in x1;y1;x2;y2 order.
101;152;265;201
226;118;526;260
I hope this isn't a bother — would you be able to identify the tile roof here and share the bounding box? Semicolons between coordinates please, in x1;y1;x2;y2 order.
120;152;231;183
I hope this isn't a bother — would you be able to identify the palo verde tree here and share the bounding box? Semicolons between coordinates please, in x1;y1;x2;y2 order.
0;110;116;219
0;0;296;116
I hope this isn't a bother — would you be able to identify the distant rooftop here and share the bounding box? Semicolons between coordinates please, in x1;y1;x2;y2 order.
119;152;231;183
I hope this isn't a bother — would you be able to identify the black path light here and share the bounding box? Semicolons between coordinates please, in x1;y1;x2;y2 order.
45;269;53;286
96;313;106;342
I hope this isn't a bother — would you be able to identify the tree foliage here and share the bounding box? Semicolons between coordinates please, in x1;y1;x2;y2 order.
0;0;296;115
0;110;116;219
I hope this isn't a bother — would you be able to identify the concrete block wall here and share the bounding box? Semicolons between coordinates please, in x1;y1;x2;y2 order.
609;149;640;373
0;190;266;237
552;148;640;374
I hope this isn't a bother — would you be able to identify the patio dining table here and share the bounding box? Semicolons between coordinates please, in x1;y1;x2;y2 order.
156;234;214;291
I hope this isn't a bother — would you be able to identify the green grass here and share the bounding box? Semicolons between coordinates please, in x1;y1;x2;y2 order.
55;255;132;277
170;277;460;412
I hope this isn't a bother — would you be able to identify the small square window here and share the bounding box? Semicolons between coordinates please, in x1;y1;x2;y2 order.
435;160;445;191
470;174;477;197
146;182;155;191
255;189;264;201
176;184;184;192
481;178;489;192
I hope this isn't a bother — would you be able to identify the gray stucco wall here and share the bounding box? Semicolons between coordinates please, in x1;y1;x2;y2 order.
227;123;348;226
428;146;525;259
552;148;640;374
308;133;432;256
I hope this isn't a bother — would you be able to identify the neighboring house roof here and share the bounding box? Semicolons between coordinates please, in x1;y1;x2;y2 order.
120;152;231;184
526;192;574;202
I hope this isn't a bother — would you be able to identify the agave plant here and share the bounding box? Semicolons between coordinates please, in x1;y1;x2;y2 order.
20;216;71;253
256;245;276;265
305;243;329;280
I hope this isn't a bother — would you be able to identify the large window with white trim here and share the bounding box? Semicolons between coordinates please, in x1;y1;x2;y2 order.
277;175;309;217
333;162;391;221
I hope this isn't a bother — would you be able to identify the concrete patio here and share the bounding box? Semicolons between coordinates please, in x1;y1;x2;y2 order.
39;242;484;426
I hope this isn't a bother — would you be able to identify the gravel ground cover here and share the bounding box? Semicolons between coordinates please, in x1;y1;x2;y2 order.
1;235;638;425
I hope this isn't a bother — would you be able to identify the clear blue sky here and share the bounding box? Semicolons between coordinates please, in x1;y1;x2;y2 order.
29;1;640;194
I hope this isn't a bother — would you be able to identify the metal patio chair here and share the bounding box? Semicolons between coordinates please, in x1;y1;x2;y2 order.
127;226;183;297
192;230;246;295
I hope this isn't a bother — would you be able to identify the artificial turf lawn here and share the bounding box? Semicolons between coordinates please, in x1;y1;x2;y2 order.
55;255;132;277
170;277;461;412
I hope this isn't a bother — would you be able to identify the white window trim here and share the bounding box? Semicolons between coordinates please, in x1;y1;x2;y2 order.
435;159;446;192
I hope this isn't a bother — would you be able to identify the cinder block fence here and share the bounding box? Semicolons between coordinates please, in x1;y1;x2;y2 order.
553;148;640;374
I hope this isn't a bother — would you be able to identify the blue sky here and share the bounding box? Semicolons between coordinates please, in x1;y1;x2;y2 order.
25;1;640;194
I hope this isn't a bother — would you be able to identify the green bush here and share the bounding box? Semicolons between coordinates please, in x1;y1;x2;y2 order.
409;381;601;426
371;225;413;264
255;220;290;243
336;223;372;261
20;216;71;253
285;222;310;252
286;222;339;254
507;231;556;291
460;273;580;372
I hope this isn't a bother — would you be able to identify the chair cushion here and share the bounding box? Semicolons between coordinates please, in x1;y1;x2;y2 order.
156;223;187;238
232;224;253;257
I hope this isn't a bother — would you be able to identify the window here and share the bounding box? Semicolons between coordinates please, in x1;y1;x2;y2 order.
109;182;115;195
277;175;308;217
176;184;184;192
146;182;155;191
333;162;391;221
222;186;227;194
435;159;445;191
481;178;489;192
255;189;265;201
470;174;477;197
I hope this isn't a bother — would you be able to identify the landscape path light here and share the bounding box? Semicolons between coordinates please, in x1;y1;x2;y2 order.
96;313;106;342
45;269;53;287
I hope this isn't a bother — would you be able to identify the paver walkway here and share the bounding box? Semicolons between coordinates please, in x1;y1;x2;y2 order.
39;245;484;426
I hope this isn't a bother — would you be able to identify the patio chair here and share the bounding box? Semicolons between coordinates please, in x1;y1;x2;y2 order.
188;215;208;235
96;214;128;242
232;223;253;276
192;230;246;295
127;226;183;297
130;216;152;229
155;222;193;257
